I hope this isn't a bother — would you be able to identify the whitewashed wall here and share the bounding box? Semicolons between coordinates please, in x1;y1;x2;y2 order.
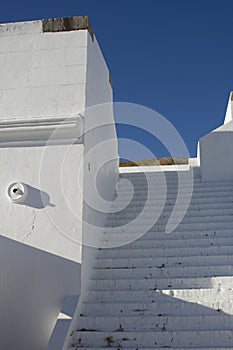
0;235;80;350
0;143;83;261
0;17;119;350
81;33;118;290
0;19;88;350
199;121;233;181
62;33;119;350
199;92;233;182
0;20;87;119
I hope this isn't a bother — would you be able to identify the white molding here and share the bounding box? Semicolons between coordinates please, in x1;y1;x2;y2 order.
0;115;84;147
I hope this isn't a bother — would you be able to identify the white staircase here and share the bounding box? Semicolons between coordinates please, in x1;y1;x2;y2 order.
67;167;233;349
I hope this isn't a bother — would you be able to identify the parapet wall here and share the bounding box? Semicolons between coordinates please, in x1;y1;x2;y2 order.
199;92;233;182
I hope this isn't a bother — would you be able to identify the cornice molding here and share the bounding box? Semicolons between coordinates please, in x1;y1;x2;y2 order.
0;115;84;147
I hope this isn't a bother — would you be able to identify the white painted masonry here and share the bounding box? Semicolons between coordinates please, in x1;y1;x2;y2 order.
0;20;87;118
199;91;233;181
1;14;233;350
0;17;119;350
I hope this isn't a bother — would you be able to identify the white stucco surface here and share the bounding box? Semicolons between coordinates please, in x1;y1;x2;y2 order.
0;17;119;350
199;92;233;182
62;33;119;350
0;144;83;261
83;33;118;246
0;19;119;263
199;121;233;181
0;235;80;350
0;20;87;119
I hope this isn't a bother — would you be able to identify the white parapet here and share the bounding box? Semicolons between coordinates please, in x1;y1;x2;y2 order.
199;92;233;182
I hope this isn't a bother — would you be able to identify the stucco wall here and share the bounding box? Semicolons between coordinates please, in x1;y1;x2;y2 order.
0;235;80;350
199;121;233;182
0;20;87;119
81;34;119;290
0;17;119;350
62;34;119;350
0;19;88;349
0;144;83;262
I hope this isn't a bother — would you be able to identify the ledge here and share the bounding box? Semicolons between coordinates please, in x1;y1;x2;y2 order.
0;115;84;147
42;16;94;41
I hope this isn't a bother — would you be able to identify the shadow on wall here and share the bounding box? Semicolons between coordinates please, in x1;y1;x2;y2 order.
20;184;55;209
0;234;81;350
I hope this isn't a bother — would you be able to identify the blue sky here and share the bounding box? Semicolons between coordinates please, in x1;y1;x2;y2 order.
1;0;233;160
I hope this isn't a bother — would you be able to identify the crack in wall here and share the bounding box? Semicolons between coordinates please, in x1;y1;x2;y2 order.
22;210;36;243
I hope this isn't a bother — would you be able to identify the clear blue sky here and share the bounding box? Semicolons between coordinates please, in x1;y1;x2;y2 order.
1;0;233;160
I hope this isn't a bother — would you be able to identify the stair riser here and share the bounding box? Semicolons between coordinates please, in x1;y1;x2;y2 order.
84;288;233;303
72;330;233;347
98;246;233;259
115;188;233;198
106;214;233;227
92;266;233;282
98;232;233;251
90;277;213;290
113;191;233;205
80;301;233;317
107;208;233;220
77;315;233;332
94;254;233;268
103;221;233;234
111;197;233;209
68;348;233;350
117;181;233;190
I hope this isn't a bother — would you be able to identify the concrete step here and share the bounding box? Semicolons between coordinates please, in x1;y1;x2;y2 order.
91;266;233;284
113;189;233;200
115;186;233;197
118;174;199;183
97;231;233;256
68;345;232;350
94;253;233;269
79;301;233;317
127;228;233;240
102;220;233;234
96;235;233;260
83;284;233;303
89;277;225;291
98;244;233;259
76;315;233;332
71;330;233;348
111;196;233;208
105;214;233;227
90;276;214;291
107;207;233;220
117;180;233;190
68;344;232;350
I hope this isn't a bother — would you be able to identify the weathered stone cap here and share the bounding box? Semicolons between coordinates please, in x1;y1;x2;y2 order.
42;16;94;40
